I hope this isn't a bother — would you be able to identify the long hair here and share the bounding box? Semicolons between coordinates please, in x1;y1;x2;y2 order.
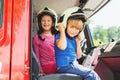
37;12;58;41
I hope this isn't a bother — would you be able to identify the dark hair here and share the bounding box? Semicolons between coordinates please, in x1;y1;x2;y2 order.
37;12;58;41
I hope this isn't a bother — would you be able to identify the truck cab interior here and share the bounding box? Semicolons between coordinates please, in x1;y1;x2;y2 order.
31;0;120;80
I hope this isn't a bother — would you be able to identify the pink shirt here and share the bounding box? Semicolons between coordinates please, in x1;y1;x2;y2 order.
32;34;56;66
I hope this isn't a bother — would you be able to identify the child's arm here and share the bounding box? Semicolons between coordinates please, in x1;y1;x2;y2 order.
32;36;45;76
76;35;82;59
56;23;67;50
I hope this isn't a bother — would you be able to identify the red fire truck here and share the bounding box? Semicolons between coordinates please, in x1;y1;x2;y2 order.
0;0;120;80
0;0;30;80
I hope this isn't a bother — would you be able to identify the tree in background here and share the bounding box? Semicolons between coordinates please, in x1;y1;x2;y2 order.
91;25;120;46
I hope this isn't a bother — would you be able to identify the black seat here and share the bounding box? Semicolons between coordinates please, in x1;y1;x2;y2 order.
39;73;82;80
32;49;83;80
32;49;40;80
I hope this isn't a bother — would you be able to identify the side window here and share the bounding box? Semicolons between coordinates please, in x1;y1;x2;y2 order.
0;0;3;27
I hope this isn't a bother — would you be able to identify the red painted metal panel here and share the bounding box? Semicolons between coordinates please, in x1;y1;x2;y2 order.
10;0;30;80
0;0;12;80
0;0;30;80
94;60;114;80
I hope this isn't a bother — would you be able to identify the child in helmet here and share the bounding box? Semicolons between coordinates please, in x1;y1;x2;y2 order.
55;7;101;80
32;7;58;76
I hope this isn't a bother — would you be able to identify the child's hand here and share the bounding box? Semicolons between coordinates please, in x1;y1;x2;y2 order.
39;70;45;76
39;72;45;76
57;23;65;32
76;35;82;44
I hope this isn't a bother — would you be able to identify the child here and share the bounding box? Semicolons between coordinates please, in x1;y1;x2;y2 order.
32;7;58;76
55;7;101;80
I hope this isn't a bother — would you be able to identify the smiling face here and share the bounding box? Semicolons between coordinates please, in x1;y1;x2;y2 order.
41;15;54;31
66;19;83;37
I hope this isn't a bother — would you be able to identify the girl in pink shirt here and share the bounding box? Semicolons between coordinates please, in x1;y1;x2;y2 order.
32;7;58;76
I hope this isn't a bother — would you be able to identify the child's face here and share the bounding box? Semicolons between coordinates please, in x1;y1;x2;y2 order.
66;20;83;37
41;15;54;31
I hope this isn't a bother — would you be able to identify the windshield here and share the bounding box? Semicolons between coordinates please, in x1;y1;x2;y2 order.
89;0;120;47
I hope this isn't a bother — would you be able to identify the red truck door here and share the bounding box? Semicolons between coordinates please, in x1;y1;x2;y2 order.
0;0;30;80
0;0;12;79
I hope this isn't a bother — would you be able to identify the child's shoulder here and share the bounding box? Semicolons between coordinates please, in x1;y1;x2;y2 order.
55;32;60;37
33;34;38;37
55;32;61;40
55;32;60;36
33;34;39;40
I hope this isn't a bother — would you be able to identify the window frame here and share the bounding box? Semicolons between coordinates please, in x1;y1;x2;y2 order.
0;0;3;28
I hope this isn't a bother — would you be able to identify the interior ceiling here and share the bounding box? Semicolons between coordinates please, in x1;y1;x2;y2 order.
33;0;110;18
33;0;80;17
